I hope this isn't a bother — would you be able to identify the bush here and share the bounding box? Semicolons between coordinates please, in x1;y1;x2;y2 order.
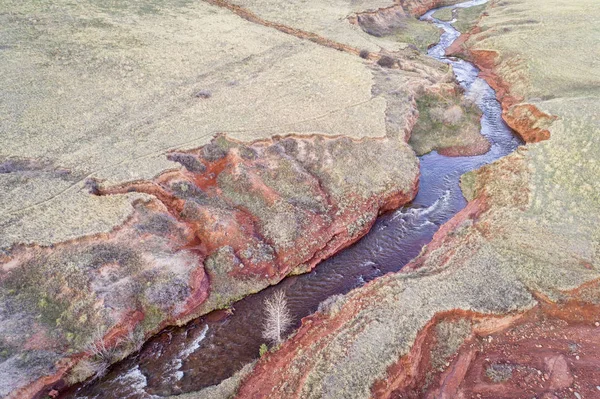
377;55;395;68
259;343;269;357
167;152;206;173
67;339;116;384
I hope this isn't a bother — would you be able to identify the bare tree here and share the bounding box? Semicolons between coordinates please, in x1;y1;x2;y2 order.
262;290;292;345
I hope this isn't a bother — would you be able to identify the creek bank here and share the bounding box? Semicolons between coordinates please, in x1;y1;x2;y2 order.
4;131;420;399
444;4;556;143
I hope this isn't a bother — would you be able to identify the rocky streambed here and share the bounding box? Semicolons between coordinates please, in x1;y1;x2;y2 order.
59;1;525;398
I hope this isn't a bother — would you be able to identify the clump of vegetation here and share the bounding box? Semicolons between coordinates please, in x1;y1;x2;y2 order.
262;291;292;345
409;92;487;156
359;49;370;59
317;294;346;316
453;4;488;33
432;7;454;22
393;17;443;51
431;319;472;371
134;211;179;235
169;180;209;203
67;338;116;384
377;55;395;68
194;89;212;99
201;142;228;162
239;145;258;160
143;275;191;311
67;326;146;385
167;152;206;173
259;343;269;357
84;178;101;195
485;363;514;383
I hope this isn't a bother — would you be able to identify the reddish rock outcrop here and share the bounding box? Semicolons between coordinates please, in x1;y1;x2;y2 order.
503;103;555;143
469;49;555;143
1;133;419;399
102;134;420;287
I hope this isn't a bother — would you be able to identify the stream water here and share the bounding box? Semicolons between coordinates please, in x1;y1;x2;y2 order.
61;1;521;397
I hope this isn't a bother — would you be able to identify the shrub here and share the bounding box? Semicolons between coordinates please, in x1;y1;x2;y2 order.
194;89;212;99
67;339;116;384
167;152;206;173
377;55;395;68
201;142;228;162
84;178;100;195
259;343;269;357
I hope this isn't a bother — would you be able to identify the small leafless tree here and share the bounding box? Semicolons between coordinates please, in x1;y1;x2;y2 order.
262;290;292;345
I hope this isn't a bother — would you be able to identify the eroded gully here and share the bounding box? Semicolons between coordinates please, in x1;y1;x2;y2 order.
62;1;521;397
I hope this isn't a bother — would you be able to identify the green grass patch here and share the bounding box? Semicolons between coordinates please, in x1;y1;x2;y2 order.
433;7;454;22
409;92;484;156
453;4;488;33
394;18;443;51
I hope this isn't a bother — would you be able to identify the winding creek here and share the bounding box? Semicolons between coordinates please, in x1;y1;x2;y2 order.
61;1;522;397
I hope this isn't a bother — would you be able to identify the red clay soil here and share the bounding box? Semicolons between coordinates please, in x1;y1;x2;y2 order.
372;293;600;399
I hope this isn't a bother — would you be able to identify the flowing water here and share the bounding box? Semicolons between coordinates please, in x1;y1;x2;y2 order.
61;1;521;397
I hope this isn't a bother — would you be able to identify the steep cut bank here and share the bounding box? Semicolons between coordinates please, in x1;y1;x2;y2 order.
445;2;557;143
232;0;600;398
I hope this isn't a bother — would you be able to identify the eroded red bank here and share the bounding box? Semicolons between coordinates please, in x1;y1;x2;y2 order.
235;280;600;399
446;28;556;144
5;133;419;399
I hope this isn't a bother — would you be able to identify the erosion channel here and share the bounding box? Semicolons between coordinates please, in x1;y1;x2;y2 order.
62;1;522;397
